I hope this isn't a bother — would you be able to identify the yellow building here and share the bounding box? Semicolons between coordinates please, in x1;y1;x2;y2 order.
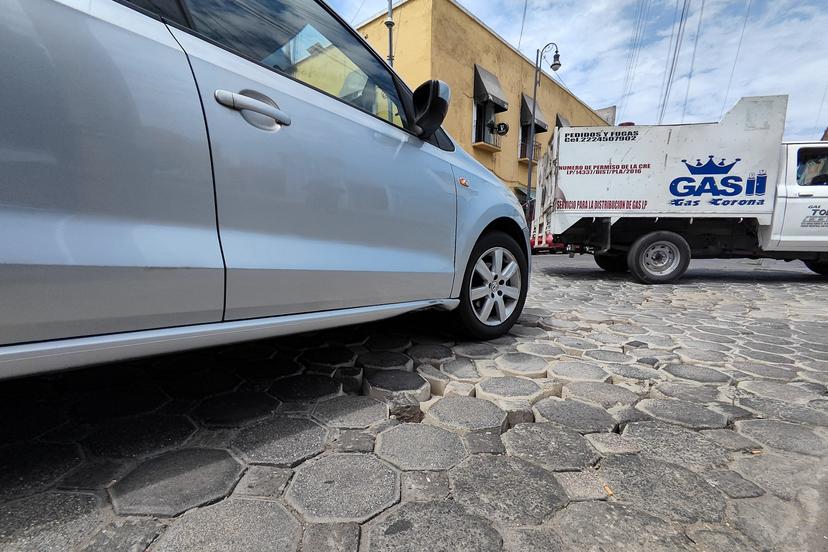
358;0;608;200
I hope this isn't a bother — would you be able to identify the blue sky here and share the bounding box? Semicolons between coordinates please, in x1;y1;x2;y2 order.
328;0;827;140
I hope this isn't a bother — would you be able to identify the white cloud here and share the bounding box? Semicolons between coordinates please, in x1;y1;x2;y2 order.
330;0;827;140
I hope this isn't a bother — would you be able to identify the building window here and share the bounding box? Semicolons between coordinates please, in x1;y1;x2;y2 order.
519;93;548;162
472;64;508;150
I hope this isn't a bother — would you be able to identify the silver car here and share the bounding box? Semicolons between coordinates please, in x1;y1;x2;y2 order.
0;0;529;378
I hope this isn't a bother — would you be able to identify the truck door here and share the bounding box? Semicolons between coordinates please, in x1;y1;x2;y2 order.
778;145;828;251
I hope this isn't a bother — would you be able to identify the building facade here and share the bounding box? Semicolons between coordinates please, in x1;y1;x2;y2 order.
358;0;608;200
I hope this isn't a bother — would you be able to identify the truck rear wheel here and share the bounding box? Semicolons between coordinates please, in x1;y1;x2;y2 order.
627;231;691;284
594;253;628;273
804;260;828;276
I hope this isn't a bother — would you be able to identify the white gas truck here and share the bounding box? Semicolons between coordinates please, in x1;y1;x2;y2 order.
532;95;828;283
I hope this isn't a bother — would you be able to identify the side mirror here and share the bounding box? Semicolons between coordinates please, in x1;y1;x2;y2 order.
412;80;450;140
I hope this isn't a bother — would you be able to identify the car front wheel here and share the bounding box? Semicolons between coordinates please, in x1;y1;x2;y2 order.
456;231;528;339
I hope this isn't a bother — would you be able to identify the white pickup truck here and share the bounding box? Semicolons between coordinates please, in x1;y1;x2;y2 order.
532;95;828;283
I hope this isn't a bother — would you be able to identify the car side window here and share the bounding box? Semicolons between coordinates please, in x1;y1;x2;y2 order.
184;0;407;128
797;148;828;187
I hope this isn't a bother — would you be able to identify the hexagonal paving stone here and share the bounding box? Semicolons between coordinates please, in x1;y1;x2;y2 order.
299;346;357;368
415;365;451;395
737;396;828;426
635;398;728;430
376;423;467;470
152;498;301;552
0;492;103;551
440;358;480;383
475;376;543;403
312;395;388;429
561;382;640;409
554;336;599;356
84;414;196;458
532;398;616;433
407;344;454;365
357;351;413;371
739;380;820;404
70;385;168;422
494;353;549;378
159;366;241;400
503;423;599;472
622;421;729;470
362;501;502;552
603;363;665;384
424;396;507;434
268;375;342;402
286;453;399;523
662;364;731;383
735;419;828;456
363;370;431;402
365;334;412;352
652;382;721;403
598;454;725;523
547;361;611;383
110;449;243;516
731;361;796;381
0;443;83;503
549;501;692;551
453;342;499;359
702;469;765;498
193;391;279;428
82;519;166;552
233;417;328;466
584;349;635;364
450;455;568;525
516;342;565;358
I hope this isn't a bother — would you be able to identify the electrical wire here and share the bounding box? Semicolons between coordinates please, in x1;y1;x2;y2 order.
681;0;705;122
658;0;691;123
719;0;752;119
816;81;828;136
622;0;652;120
517;0;529;50
350;0;368;24
618;0;647;119
657;0;681;123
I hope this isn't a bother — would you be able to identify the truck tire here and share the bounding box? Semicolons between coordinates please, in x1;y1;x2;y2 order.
594;253;628;273
627;231;691;284
804;260;828;276
456;231;529;339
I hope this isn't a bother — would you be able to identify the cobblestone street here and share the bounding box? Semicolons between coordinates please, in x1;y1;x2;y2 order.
1;255;827;551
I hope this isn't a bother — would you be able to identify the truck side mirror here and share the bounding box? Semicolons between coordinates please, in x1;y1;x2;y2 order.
412;80;450;140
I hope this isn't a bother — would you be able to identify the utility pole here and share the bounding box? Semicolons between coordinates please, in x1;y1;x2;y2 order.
385;0;394;66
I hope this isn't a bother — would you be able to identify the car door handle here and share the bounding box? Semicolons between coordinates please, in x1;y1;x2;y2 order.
214;90;291;126
798;191;814;197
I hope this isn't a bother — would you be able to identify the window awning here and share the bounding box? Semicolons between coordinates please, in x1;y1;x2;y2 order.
474;64;508;113
556;114;571;128
520;93;548;133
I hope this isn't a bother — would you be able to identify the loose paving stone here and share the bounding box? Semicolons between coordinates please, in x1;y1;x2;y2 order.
549;501;692;551
269;375;342;402
424;396;507;434
494;353;549;378
357;351;413;372
475;376;542;402
585;432;641;454
703;469;765;498
739;380;821;404
313;395;388;429
662;363;731;383
110;449;243;516
603;363;665;384
415;364;450;395
451;455;568;525
363;370;431;403
407;344;454;365
376;423;466;471
532;398;616;433
700;428;762;452
623;421;729;469
234;466;293;499
635;398;728;429
362;500;502;552
547;361;611;383
300;346;357;368
652;381;721;403
331;430;376;453
554;470;608;501
584;349;635;364
443;380;475;397
440;358;480;383
84;414;196;458
193;391;279;427
598;454;725;523
302;522;359;552
516;342;565;358
738;396;828;426
462;429;506;454
735;419;828;456
452;342;499;359
502;423;599;472
0;492;103;552
153;498;301;552
0;443;83;503
286;453;399;523
233;417;328;466
400;471;450;501
561;382;640;409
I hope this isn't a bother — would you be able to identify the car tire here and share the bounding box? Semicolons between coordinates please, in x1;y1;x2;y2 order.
594;253;628;273
804;260;828;276
456;231;529;339
627;231;691;284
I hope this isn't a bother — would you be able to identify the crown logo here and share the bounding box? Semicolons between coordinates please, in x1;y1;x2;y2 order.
682;155;741;175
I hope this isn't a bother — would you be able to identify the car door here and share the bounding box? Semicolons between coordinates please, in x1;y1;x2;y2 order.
167;0;457;320
778;145;828;251
0;0;224;346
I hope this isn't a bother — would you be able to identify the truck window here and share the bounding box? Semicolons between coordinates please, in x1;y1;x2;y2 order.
797;148;828;186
